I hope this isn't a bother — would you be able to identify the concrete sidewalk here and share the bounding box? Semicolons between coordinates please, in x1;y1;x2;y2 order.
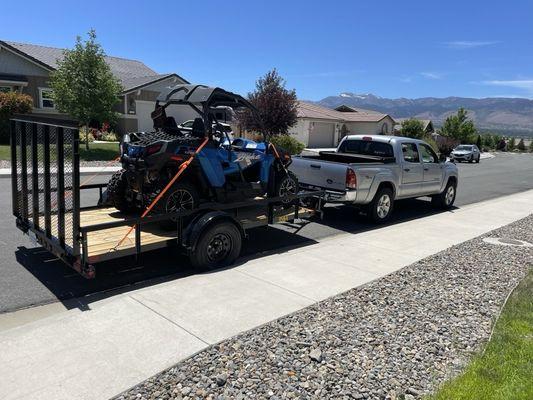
1;190;532;400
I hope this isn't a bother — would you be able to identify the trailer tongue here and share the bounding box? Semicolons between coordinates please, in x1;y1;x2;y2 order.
10;117;323;278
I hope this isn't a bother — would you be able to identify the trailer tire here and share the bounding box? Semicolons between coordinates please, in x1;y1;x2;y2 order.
190;221;242;270
366;187;394;223
107;169;135;213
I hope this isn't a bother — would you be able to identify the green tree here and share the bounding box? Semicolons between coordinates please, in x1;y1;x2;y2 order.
482;134;494;149
399;118;426;139
440;107;477;144
476;134;482;149
50;30;123;149
239;69;298;140
529;140;533;152
508;137;516;151
517;138;526;151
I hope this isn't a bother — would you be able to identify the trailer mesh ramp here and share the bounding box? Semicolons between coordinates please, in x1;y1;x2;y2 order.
11;119;80;256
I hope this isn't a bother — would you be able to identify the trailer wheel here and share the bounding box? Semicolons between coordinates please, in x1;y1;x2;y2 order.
190;221;242;270
107;170;135;213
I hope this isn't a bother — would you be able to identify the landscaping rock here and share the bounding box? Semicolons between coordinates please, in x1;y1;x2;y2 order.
115;215;532;400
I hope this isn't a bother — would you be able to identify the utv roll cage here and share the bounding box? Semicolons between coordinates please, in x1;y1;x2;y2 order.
151;84;257;137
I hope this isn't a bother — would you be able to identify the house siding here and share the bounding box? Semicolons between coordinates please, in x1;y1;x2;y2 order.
0;46;49;76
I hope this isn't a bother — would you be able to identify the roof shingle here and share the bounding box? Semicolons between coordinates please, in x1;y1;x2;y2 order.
298;101;390;123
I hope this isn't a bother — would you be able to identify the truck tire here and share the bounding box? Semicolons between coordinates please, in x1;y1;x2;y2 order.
432;179;457;209
107;169;135;213
190;221;242;270
367;187;394;223
272;171;299;205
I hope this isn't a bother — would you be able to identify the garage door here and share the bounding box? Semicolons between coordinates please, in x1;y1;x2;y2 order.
136;101;155;132
308;122;335;148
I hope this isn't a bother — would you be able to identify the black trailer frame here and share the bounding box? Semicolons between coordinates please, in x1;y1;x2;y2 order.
10;118;324;279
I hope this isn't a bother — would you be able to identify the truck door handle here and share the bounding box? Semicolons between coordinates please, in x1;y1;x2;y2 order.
310;164;321;169
403;168;410;172
424;167;429;171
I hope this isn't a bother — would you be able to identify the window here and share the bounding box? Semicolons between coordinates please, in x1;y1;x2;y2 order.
401;143;420;163
419;143;438;163
39;88;55;109
0;86;12;93
338;139;394;157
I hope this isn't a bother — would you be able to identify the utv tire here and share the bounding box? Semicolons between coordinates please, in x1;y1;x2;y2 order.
432;179;457;209
190;221;242;270
151;182;199;229
107;169;135;213
366;187;394;224
272;171;299;205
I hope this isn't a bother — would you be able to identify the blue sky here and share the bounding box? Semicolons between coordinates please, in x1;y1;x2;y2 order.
2;0;532;100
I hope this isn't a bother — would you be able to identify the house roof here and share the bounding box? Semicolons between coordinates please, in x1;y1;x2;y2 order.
298;101;391;123
394;118;433;131
334;104;384;115
0;40;189;92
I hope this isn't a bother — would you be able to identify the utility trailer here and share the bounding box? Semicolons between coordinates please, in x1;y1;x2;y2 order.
10;117;323;278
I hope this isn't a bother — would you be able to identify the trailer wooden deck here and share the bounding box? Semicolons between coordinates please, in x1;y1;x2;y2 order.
78;205;314;262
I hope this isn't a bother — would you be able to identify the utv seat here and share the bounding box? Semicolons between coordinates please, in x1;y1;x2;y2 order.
191;118;206;138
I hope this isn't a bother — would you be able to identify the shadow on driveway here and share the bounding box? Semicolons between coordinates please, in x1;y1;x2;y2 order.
13;198;455;312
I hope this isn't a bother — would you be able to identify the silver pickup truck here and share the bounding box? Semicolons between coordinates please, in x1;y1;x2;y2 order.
290;135;459;222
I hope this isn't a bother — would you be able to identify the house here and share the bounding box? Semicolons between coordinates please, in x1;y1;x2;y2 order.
394;118;435;135
291;102;395;148
0;40;192;133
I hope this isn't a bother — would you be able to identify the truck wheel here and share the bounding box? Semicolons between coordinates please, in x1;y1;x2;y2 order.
190;221;242;270
273;171;299;205
367;187;394;223
432;179;457;209
107;169;135;213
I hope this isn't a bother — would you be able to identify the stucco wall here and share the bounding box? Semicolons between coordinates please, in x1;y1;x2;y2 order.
344;116;395;136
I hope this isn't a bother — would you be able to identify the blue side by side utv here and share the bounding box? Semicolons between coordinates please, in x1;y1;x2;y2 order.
105;84;298;215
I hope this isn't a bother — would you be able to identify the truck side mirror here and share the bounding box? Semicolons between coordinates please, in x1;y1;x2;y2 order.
439;153;447;162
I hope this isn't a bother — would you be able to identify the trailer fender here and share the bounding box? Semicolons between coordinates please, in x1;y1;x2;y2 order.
183;211;245;253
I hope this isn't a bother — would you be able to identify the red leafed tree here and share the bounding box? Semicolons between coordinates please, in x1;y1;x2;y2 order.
239;69;298;139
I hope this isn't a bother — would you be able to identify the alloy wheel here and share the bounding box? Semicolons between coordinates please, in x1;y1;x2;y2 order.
445;185;455;205
166;189;195;213
377;194;391;219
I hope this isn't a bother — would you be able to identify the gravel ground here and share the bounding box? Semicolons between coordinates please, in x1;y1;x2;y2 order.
118;215;533;400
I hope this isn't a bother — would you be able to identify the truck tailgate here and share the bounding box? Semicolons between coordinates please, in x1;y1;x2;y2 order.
290;156;348;192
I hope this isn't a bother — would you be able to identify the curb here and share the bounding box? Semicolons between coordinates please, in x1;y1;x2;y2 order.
0;166;121;178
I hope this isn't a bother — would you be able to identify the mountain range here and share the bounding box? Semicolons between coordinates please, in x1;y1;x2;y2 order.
317;93;533;136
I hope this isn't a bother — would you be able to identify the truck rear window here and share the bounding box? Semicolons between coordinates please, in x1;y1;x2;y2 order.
338;139;394;157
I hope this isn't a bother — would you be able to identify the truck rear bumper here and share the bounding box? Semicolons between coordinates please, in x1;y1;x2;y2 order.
300;184;357;203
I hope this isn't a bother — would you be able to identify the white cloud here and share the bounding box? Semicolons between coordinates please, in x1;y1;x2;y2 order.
480;79;533;90
420;72;443;80
444;40;500;49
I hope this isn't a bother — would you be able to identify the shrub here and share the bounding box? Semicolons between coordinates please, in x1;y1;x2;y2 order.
79;127;95;144
269;134;305;155
100;131;119;142
517;138;526;151
496;138;507;151
424;135;439;154
508;137;516;151
0;92;33;144
529;140;533;153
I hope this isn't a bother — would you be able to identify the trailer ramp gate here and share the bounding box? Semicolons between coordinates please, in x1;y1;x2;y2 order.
10;118;84;274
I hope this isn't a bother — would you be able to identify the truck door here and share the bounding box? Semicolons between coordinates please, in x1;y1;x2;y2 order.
418;143;442;194
399;142;423;197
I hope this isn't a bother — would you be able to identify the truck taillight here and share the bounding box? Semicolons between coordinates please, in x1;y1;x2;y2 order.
346;168;357;189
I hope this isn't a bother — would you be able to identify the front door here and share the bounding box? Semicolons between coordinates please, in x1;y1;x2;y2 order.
418;143;442;194
399;142;423;197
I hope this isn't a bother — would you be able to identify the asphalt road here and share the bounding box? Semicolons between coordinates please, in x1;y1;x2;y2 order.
1;152;532;313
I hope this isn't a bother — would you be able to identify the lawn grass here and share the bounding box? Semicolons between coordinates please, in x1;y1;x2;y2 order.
430;269;533;400
0;142;120;162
